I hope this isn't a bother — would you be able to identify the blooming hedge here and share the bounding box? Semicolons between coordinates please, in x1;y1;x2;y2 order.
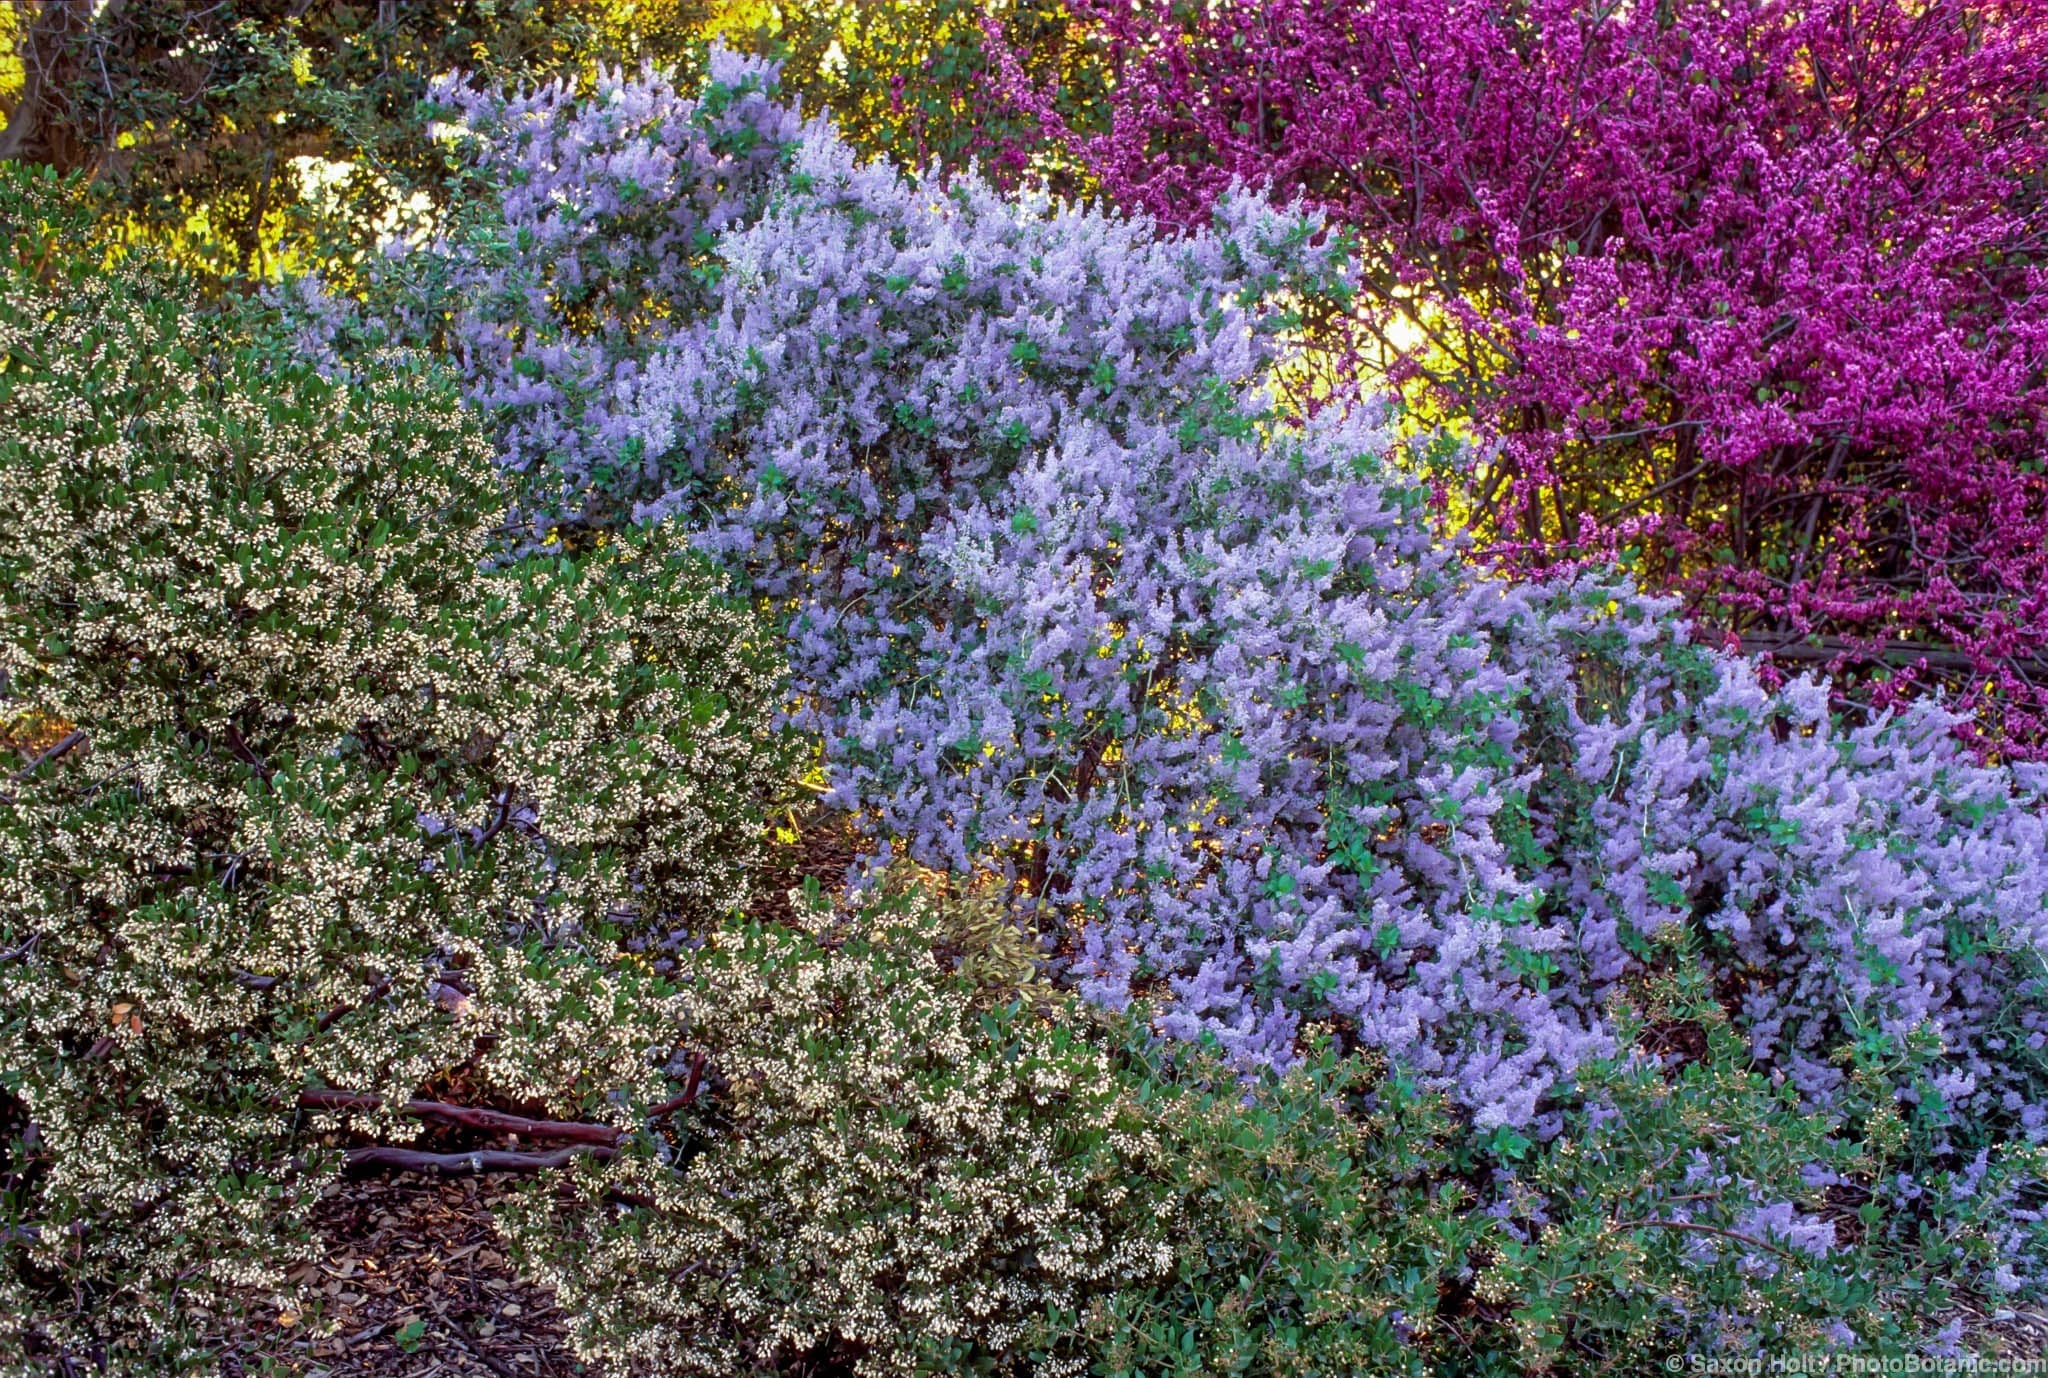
0;176;795;1368
0;29;2041;1352
502;870;1178;1377
507;879;1947;1373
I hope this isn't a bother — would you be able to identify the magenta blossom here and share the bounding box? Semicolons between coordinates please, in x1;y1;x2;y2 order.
993;0;2048;753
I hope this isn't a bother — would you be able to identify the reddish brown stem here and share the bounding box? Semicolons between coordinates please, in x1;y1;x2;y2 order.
646;1051;707;1118
222;724;272;782
297;1089;623;1147
1738;634;2048;677
315;974;390;1033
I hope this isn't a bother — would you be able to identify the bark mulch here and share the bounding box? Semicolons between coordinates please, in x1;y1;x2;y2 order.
224;1174;584;1377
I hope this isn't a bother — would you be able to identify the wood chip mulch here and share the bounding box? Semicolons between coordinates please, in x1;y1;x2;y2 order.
1947;1300;2048;1360
751;802;867;930
222;1174;586;1377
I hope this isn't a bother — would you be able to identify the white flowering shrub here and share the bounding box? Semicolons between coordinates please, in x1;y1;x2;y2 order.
0;177;795;1370
500;870;1176;1377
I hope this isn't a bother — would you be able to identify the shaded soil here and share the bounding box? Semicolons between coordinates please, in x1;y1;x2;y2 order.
223;1175;583;1377
750;801;867;929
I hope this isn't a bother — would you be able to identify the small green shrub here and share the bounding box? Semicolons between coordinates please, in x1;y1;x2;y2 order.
0;174;796;1370
1093;961;1951;1376
1082;1031;1469;1377
880;862;1053;1005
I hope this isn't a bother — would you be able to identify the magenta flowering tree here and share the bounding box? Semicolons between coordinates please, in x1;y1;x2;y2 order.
992;0;2048;752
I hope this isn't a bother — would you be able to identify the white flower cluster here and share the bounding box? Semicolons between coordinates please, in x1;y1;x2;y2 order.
499;870;1175;1377
0;241;793;1365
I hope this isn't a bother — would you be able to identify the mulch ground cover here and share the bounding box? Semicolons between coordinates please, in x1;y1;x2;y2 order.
223;1174;582;1377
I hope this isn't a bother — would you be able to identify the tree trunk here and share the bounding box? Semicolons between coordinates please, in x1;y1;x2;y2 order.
0;0;118;171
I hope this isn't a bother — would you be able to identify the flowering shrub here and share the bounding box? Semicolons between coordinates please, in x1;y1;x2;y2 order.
4;25;2042;1371
992;0;2048;751
500;871;1177;1377
309;65;2048;1310
342;65;2048;1133
511;881;1959;1373
0;178;794;1369
1096;967;1938;1373
290;48;807;534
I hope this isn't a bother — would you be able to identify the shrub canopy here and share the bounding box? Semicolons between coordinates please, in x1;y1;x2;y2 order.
1;34;2046;1363
993;0;2048;751
507;879;1937;1374
0;174;794;1366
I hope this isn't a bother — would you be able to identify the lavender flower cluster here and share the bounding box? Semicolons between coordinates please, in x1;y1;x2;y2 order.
302;61;2048;1156
289;48;801;531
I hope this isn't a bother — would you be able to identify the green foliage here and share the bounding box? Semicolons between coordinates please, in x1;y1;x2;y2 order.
1087;1034;1468;1377
0;0;617;278
0;0;1098;280
877;862;1052;1004
0;171;794;1368
706;1;1106;184
501;852;1950;1377
1091;965;1940;1375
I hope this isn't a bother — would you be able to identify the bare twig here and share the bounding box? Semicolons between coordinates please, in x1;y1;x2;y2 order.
8;729;85;782
340;1322;388;1350
1609;1217;1801;1260
222;724;272;782
341;1144;613;1176
471;788;515;845
445;1313;519;1378
315;973;391;1033
3;1220;88;1246
1738;634;2048;678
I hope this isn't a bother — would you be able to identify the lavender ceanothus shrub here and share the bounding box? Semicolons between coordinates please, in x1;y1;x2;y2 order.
290;50;803;531
299;62;2048;1153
